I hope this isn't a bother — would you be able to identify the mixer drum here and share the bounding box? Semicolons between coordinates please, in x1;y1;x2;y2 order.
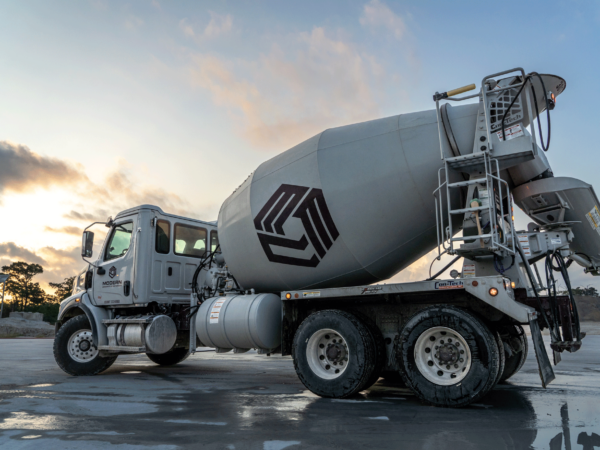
218;110;469;292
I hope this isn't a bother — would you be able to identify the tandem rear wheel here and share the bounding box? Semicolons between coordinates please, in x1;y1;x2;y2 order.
397;305;501;407
292;309;379;398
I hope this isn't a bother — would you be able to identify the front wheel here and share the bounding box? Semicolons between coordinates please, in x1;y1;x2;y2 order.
146;347;189;366
398;305;501;407
54;315;117;376
292;310;377;398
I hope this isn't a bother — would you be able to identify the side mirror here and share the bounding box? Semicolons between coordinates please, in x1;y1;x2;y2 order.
82;231;95;258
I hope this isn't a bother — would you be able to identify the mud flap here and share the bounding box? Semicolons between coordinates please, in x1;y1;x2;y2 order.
530;318;555;388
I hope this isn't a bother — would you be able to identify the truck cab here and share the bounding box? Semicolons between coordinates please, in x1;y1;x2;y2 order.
89;204;218;308
54;205;219;375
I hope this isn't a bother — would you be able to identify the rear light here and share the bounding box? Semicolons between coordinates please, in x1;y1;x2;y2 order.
548;91;556;110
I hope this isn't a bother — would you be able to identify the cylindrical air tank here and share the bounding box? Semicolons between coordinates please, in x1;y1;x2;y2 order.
218;108;476;292
196;293;281;350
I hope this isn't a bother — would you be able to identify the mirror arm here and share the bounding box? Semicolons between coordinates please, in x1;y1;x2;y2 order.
81;221;109;268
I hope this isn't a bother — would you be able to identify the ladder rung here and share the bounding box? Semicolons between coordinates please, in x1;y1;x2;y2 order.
447;178;488;188
444;151;488;163
451;234;493;241
450;205;488;214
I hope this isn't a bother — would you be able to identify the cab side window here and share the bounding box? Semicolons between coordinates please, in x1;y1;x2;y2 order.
155;220;170;254
174;224;207;258
210;230;219;252
105;222;134;261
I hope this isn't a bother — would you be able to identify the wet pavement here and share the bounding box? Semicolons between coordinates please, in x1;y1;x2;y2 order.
0;337;599;449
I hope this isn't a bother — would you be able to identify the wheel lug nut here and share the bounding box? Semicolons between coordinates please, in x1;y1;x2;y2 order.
440;340;444;344
459;358;464;362
428;361;434;367
448;338;452;343
454;364;458;368
446;365;451;370
460;350;464;354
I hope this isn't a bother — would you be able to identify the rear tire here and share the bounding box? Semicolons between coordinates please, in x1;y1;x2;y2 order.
292;310;377;398
54;315;117;376
499;325;528;382
397;305;500;407
353;313;386;390
146;347;189;366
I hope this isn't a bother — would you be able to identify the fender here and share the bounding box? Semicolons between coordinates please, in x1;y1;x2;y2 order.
56;292;109;348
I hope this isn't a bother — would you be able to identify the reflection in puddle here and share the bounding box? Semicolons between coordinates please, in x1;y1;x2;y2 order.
543;402;600;450
0;412;72;431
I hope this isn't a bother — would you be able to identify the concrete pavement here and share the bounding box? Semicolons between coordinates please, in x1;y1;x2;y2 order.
1;337;599;449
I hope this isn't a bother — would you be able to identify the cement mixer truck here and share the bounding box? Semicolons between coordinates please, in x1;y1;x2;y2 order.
53;67;599;407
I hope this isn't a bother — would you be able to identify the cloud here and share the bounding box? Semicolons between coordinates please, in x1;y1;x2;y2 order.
100;168;193;217
360;0;406;40
204;12;232;38
44;226;81;236
124;15;144;31
0;242;83;289
0;141;87;196
0;139;193;222
63;210;107;222
179;12;233;41
0;242;46;266
189;27;386;150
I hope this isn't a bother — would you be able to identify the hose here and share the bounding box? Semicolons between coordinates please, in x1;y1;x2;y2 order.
546;251;581;341
494;253;515;275
427;255;462;281
191;245;221;303
515;239;556;339
500;72;551;151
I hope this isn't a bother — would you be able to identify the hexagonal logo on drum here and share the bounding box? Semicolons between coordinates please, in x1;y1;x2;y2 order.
254;184;339;267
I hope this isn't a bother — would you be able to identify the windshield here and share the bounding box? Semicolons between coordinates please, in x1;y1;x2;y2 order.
104;222;134;261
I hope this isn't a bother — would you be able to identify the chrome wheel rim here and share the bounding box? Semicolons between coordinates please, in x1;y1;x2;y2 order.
68;329;98;363
306;328;349;380
414;326;471;386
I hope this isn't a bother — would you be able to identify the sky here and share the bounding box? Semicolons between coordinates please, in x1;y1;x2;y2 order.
1;0;599;293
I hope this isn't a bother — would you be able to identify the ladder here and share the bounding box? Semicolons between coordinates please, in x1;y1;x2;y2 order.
432;68;541;259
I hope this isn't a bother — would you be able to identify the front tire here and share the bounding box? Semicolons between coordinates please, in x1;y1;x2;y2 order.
146;347;189;366
292;310;377;398
54;315;117;376
398;305;500;407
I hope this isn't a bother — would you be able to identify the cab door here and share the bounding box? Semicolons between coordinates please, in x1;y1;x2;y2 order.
93;217;137;306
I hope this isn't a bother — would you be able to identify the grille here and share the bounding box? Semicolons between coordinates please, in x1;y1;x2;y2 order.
489;88;522;132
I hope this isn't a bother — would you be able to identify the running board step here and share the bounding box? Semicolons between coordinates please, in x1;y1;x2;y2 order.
98;345;146;352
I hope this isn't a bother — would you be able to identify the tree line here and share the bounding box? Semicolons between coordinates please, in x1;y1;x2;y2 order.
1;261;74;323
